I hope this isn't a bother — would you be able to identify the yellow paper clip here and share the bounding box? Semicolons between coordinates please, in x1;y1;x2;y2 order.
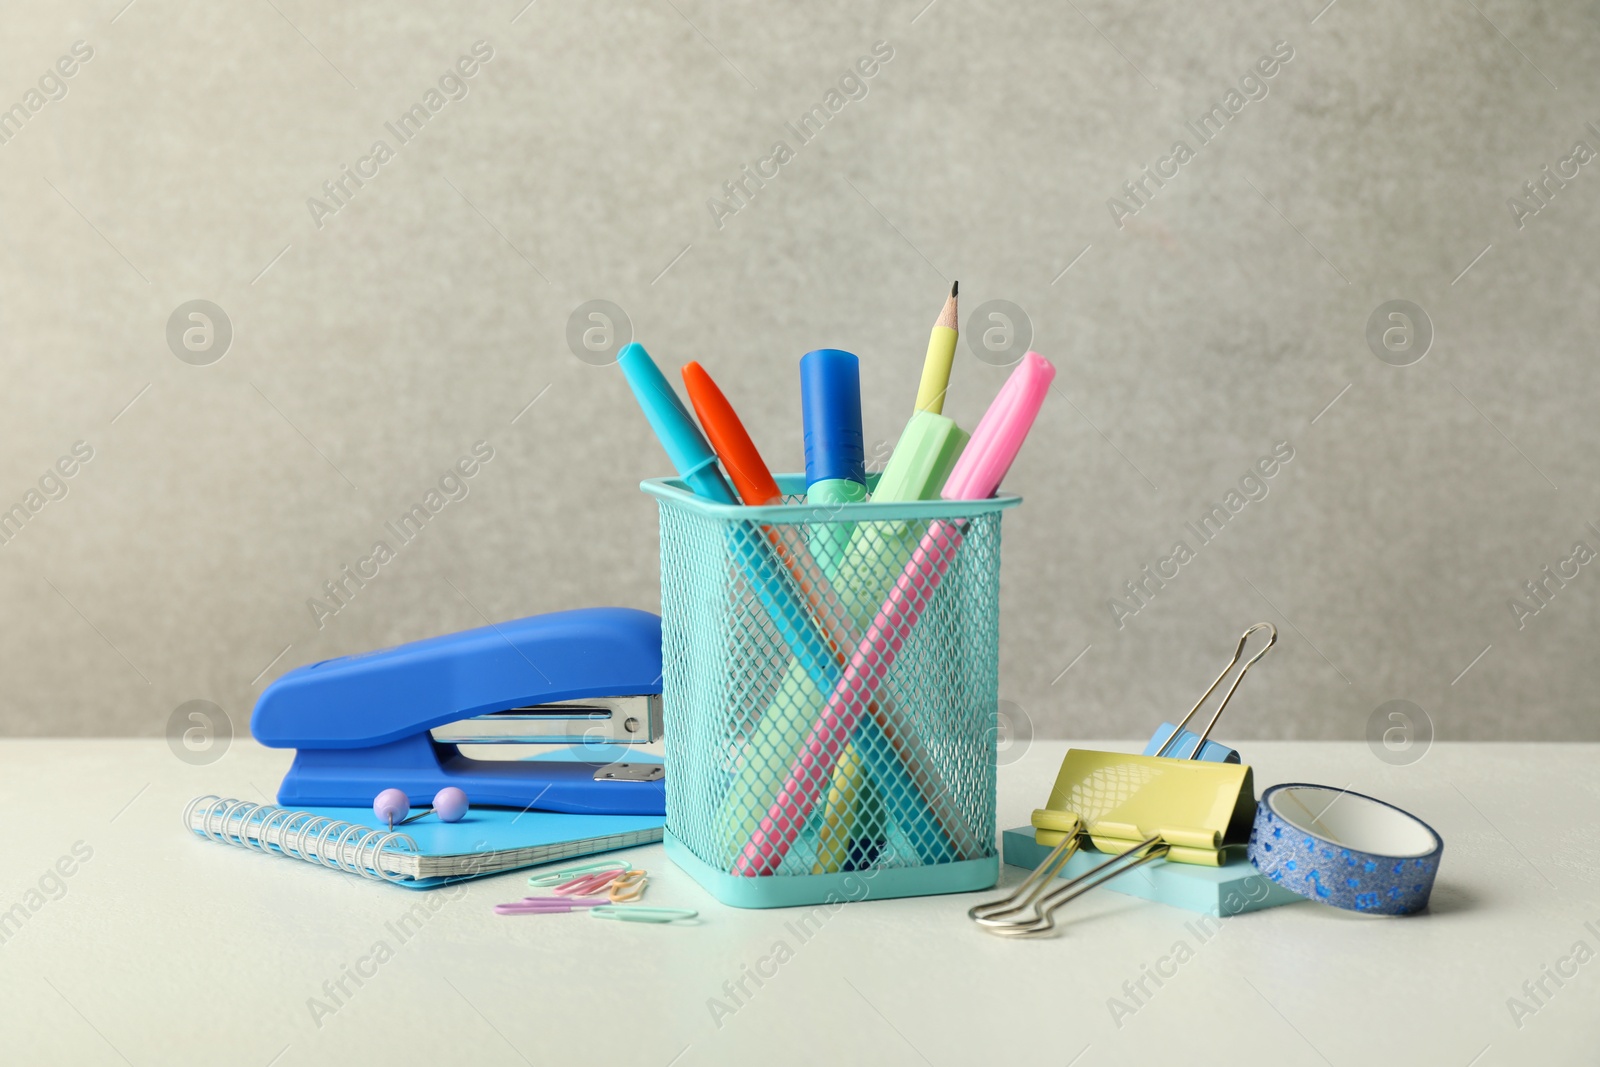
971;623;1275;937
607;870;648;902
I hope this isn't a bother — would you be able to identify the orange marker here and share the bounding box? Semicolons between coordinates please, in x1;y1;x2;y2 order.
681;362;782;506
683;361;941;870
681;361;849;650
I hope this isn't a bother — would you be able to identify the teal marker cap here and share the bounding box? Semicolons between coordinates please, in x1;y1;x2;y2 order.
800;349;866;489
617;342;735;504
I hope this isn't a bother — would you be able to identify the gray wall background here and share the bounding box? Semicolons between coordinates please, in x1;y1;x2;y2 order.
2;0;1597;742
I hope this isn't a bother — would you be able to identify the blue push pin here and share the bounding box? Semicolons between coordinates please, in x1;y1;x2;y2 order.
1142;623;1277;764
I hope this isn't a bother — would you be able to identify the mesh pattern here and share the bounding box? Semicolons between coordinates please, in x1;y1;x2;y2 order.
657;490;1002;880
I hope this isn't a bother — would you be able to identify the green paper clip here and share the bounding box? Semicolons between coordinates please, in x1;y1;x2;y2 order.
528;859;629;887
590;905;698;924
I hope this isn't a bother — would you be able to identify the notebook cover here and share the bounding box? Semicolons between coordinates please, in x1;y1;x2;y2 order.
197;748;667;888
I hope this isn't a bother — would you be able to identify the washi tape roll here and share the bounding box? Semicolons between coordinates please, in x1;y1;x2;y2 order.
1247;783;1443;915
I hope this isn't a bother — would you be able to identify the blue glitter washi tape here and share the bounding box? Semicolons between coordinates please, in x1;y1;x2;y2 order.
1247;783;1443;916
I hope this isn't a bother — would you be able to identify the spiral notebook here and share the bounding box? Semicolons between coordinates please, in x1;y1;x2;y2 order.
184;795;664;888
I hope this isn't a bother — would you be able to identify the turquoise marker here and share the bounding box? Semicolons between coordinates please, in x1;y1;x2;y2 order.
617;343;950;866
800;349;869;574
616;343;736;504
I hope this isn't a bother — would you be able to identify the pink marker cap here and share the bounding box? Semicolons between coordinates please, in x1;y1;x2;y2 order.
941;351;1055;501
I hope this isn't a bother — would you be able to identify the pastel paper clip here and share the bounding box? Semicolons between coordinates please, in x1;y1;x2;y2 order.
528;859;629;887
970;623;1275;937
590;905;697;924
608;870;648;902
554;869;626;896
493;896;609;915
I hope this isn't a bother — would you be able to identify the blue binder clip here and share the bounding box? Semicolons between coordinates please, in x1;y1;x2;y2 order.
1138;623;1279;764
1142;722;1240;763
252;608;667;816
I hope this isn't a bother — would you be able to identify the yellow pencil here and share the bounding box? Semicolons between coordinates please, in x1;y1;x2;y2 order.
815;282;961;874
813;745;868;874
913;280;959;414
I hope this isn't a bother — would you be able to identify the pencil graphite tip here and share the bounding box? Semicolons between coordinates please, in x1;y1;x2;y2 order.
952;280;958;298
935;282;958;332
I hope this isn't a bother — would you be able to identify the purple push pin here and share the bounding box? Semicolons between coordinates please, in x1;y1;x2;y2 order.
429;787;470;823
373;788;410;831
374;786;471;829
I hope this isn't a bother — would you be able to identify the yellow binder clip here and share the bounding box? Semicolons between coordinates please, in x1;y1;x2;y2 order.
970;623;1275;937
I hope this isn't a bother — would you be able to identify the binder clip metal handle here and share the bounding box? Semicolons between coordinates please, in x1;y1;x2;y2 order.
971;623;1276;938
978;835;1171;938
967;813;1082;927
1150;622;1276;759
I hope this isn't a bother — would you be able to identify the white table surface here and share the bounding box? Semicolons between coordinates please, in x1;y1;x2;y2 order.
3;739;1596;1067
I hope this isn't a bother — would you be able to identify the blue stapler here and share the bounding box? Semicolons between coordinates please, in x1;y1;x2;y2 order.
252;608;667;815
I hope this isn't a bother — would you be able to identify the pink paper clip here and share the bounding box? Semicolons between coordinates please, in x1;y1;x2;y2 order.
553;869;625;896
493;896;609;915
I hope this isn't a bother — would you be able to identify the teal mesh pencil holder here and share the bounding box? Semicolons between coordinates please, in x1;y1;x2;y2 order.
642;473;1018;909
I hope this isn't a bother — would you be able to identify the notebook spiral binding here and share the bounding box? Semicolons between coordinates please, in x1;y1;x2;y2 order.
183;795;423;884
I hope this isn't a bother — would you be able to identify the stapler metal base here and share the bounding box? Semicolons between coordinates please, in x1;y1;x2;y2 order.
276;734;666;816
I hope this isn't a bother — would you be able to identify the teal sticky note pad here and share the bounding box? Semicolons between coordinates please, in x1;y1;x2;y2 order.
1001;827;1304;917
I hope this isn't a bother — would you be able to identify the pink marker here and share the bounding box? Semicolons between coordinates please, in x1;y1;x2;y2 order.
734;352;1056;876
